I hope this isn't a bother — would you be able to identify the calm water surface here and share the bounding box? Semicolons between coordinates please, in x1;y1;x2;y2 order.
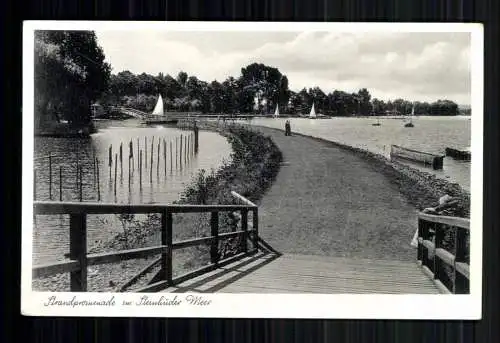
33;119;232;264
249;116;471;191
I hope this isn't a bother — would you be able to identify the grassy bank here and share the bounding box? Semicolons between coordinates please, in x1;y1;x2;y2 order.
32;123;283;292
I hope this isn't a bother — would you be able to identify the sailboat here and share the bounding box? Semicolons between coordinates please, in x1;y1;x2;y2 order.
309;102;317;119
144;94;176;125
273;104;280;118
404;104;415;128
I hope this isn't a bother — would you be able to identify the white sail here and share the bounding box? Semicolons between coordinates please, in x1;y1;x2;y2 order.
274;104;279;117
309;102;317;118
152;94;164;116
411;104;415;116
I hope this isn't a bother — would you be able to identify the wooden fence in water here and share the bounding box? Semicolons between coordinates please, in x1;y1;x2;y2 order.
32;192;259;292
417;212;470;294
33;129;198;203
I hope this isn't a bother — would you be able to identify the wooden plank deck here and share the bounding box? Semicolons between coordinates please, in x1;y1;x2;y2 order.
162;252;441;294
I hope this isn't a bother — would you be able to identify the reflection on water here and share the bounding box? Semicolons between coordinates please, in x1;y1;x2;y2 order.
33;120;232;264
249;116;471;191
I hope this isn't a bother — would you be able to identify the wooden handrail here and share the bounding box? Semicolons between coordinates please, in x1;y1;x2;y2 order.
418;212;470;230
32;200;260;292
34;201;254;215
231;191;257;207
416;212;470;294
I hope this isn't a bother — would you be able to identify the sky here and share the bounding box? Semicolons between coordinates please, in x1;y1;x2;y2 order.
95;30;471;105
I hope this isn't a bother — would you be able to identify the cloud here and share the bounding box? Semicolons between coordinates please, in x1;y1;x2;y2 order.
96;30;471;104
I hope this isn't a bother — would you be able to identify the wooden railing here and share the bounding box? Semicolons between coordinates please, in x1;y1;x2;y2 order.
33;193;259;292
417;212;470;294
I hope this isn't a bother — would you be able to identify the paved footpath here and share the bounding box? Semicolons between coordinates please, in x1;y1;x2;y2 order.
253;126;418;262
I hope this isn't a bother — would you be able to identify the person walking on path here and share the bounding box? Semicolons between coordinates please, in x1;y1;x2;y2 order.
284;120;291;136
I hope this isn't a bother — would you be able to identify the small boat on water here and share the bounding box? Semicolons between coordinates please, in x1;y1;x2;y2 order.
309;102;317;119
390;144;444;170
372;116;381;126
445;147;471;161
143;94;177;125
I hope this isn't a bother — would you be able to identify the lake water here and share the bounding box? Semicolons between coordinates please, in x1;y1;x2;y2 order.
248;116;471;192
33;119;232;264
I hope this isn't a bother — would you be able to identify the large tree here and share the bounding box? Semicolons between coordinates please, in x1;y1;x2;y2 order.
34;30;111;129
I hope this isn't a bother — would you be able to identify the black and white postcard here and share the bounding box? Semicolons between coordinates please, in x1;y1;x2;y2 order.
22;21;483;319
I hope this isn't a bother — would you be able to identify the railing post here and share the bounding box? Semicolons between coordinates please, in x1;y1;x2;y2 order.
454;226;468;294
241;209;248;254
417;218;423;262
69;213;87;291
252;207;259;253
210;211;219;264
421;219;431;270
162;209;173;285
433;223;443;281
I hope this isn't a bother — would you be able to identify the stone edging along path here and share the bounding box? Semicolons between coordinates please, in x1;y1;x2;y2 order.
246;125;470;262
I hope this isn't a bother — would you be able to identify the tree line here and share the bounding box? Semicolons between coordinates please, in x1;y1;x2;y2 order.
34;30;463;132
103;64;461;117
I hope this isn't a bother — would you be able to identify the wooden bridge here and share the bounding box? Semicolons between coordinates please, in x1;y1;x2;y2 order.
32;193;470;294
117;107;257;121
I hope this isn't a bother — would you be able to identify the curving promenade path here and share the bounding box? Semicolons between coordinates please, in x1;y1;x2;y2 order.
161;125;440;294
253;126;418;262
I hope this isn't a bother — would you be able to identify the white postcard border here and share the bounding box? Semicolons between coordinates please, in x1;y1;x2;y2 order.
21;21;483;319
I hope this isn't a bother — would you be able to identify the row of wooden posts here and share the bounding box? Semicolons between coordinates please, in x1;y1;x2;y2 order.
34;130;199;202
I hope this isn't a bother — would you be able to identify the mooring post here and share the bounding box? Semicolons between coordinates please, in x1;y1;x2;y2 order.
137;138;139;169
175;137;178;170
157;141;160;177
128;153;131;191
186;135;190;163
139;151;142;189
184;135;187;165
189;134;192;160
150;139;153;183
114;153;117;199
93;150;96;189
194;122;199;154
119;143;123;180
163;139;167;177
59;166;63;201
170;141;173;172
130;140;134;172
48;152;53;200
96;157;101;201
145;137;148;170
180;134;183;170
108;145;112;179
